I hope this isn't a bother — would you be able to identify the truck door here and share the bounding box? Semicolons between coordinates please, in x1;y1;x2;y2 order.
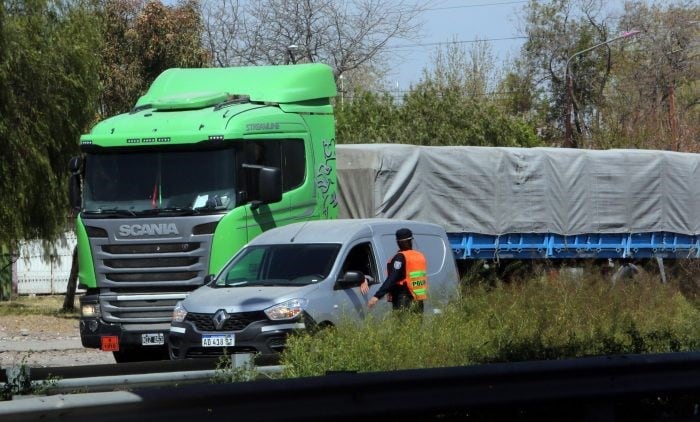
239;140;299;240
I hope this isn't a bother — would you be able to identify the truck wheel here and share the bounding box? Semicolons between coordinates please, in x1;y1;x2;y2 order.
113;347;169;363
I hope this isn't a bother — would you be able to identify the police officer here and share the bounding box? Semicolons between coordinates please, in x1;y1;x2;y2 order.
367;228;428;312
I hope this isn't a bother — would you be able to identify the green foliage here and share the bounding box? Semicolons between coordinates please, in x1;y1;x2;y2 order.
335;90;398;143
335;83;540;147
99;0;208;116
212;352;260;383
336;36;542;147
0;0;102;245
280;275;700;377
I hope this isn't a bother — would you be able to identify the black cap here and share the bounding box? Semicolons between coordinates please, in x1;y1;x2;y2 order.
395;228;413;241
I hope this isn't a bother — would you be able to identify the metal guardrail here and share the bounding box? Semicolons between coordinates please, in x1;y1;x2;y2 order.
1;352;699;421
1;356;282;394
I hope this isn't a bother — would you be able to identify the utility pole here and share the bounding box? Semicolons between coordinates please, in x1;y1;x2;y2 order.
564;30;641;148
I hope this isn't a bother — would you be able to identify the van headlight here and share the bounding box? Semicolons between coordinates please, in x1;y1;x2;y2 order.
265;298;308;321
172;301;188;322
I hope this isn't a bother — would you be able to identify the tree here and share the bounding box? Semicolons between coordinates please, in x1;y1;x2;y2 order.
518;0;622;147
603;1;699;151
335;39;541;148
199;0;424;90
99;0;208;116
335;90;398;144
0;0;102;246
62;245;78;311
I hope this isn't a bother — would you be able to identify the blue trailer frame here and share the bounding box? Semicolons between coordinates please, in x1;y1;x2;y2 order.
448;232;700;260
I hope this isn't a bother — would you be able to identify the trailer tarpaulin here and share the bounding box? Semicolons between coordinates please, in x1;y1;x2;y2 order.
336;144;700;236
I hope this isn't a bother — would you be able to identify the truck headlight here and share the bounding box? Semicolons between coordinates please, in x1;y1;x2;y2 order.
81;303;100;318
172;301;188;323
265;298;308;321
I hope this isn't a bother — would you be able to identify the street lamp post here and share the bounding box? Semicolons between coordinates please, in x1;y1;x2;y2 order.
286;44;299;65
564;30;641;148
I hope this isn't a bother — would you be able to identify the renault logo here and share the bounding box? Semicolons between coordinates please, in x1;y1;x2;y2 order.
212;309;229;330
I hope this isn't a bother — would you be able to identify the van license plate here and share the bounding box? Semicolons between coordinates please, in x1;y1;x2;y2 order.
202;334;235;347
141;333;165;346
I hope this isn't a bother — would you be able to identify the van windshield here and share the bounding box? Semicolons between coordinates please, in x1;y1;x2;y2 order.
215;243;342;287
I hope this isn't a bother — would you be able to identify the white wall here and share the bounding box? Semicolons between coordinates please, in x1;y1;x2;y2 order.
15;231;81;295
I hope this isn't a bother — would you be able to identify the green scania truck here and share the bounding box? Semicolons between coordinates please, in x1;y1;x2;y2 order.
68;64;338;362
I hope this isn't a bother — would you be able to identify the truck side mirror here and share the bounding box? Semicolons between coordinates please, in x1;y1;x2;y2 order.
69;156;82;174
258;166;282;204
242;164;282;209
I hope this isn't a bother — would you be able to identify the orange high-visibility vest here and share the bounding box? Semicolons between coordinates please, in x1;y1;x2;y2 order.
396;250;428;301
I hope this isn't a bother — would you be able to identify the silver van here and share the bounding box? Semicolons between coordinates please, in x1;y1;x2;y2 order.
168;218;460;360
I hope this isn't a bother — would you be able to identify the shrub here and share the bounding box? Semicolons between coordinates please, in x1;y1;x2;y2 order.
280;272;700;378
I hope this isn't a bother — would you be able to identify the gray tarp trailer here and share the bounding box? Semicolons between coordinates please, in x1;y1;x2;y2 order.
336;144;700;262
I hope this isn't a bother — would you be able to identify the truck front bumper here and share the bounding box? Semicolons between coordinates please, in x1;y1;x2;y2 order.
79;318;171;350
79;294;171;351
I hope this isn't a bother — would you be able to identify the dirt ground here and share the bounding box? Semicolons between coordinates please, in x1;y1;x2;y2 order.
0;314;115;368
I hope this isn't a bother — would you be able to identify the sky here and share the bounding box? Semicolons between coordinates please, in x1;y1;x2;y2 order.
382;0;630;93
385;0;529;91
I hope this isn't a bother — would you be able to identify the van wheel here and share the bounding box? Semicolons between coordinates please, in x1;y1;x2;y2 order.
310;321;334;335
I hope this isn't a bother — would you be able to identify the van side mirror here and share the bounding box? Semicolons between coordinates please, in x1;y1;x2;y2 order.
203;274;214;285
335;271;364;290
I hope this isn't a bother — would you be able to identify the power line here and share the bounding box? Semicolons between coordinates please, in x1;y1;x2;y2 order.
423;1;528;12
387;36;527;50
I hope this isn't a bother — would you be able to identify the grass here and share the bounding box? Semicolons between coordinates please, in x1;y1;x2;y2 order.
0;294;79;318
280;270;700;378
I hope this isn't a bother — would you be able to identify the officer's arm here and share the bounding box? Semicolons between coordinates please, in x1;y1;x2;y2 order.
373;254;406;299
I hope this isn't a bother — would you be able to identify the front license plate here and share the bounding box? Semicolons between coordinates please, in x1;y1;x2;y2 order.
202;334;235;347
141;333;165;346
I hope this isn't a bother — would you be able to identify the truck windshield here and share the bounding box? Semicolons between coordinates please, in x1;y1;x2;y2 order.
215;244;342;287
83;147;237;215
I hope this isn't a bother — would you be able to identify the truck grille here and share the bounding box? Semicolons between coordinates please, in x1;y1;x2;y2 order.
86;216;219;325
103;243;199;254
95;240;207;286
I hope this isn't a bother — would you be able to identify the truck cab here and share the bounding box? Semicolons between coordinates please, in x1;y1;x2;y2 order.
70;64;337;362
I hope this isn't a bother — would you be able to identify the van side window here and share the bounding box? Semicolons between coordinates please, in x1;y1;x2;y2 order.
340;242;378;286
380;233;446;274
